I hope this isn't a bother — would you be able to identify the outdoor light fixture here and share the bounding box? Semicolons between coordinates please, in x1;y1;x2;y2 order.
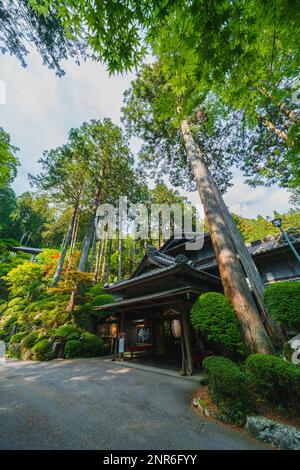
271;217;282;228
272;217;300;265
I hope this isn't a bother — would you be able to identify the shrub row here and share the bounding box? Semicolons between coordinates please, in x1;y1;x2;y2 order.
246;354;300;414
203;354;300;425
203;356;253;425
65;333;104;359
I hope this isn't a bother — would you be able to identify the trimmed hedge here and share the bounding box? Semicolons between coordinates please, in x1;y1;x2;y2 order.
246;354;300;414
31;339;52;361
191;292;246;356
10;331;27;344
81;333;104;357
264;281;300;330
22;331;39;349
65;340;83;358
55;324;80;341
203;356;254;425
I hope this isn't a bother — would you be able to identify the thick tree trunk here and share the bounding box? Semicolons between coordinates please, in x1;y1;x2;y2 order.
52;204;78;287
118;235;122;282
181;119;274;354
67;191;100;311
132;240;136;269
100;232;108;282
67;209;80;271
93;239;102;283
88;230;97;272
78;190;101;273
105;238;112;285
206;169;285;347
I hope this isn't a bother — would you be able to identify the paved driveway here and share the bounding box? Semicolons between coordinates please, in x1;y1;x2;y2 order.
0;358;264;450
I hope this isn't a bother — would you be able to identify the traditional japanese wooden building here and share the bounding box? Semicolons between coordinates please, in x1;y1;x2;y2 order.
95;231;300;375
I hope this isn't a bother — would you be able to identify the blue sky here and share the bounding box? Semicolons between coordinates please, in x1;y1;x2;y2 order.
0;47;292;219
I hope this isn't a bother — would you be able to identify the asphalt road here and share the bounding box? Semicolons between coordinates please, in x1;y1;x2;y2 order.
0;358;265;450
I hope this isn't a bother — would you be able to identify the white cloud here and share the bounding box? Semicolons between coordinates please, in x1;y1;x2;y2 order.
181;170;291;219
0;49;293;218
0;49;135;194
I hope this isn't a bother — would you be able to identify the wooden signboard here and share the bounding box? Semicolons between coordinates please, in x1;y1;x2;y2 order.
136;325;152;345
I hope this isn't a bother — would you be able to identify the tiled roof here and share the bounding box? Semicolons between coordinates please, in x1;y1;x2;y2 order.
106;231;300;290
107;255;220;291
95;286;203;311
247;231;300;256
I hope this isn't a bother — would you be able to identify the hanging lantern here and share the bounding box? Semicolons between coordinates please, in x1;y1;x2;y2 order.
110;323;118;338
171;319;182;338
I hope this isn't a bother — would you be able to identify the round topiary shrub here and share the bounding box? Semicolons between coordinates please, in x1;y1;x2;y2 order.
22;331;39;349
191;292;246;357
31;339;52;361
55;324;80;341
65;340;83;358
81;333;104;357
264;281;300;330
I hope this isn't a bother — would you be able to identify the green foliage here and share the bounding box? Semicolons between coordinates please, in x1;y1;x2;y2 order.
1;0;88;76
29;0;149;74
122;62;234;193
0;187;17;236
0;128;19;189
10;331;27;344
203;356;254;425
64;339;83;359
4;261;44;300
31;339;52;361
72;305;93;331
9;192;55;247
246;354;300;414
264;281;300;330
22;332;39;349
232;210;300;243
81;333;104;357
55;324;80;341
191;293;246;356
7;343;21;359
88;293;115;309
2;314;18;333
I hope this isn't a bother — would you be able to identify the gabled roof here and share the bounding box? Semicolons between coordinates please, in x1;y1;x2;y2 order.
95;286;203;311
159;233;209;254
106;248;221;293
129;246;176;278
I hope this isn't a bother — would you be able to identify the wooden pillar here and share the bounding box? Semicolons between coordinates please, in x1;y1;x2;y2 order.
119;311;125;361
181;302;194;375
180;317;187;376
